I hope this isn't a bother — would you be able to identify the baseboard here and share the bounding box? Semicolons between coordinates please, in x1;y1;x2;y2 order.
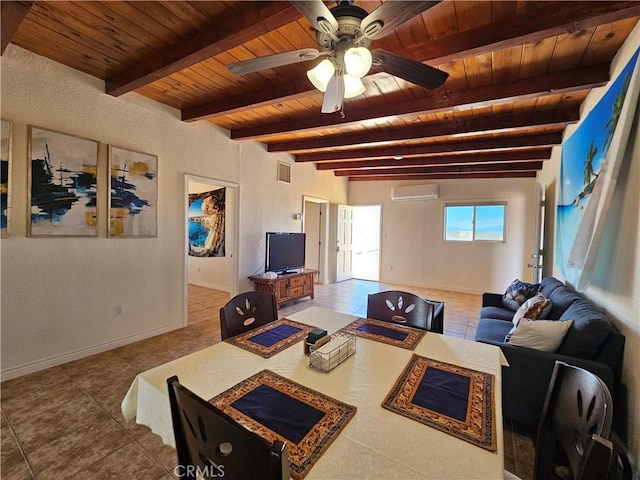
0;322;185;381
188;280;231;292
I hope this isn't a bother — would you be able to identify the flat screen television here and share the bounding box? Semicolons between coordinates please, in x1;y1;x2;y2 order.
265;232;306;275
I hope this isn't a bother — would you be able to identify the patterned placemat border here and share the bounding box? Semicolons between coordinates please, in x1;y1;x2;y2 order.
209;369;357;479
382;354;496;451
340;318;426;350
225;318;315;358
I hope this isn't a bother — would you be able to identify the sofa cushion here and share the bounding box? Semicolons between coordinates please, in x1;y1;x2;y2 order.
502;279;541;311
512;294;552;326
505;319;573;352
557;300;612;359
539;277;565;299
474;318;514;343
547;287;582;320
480;306;516;322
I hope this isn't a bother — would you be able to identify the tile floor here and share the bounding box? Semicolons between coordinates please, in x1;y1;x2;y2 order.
1;279;535;479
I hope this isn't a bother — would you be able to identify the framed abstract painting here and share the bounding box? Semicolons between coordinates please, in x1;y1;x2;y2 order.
28;126;99;237
1;119;12;237
108;145;158;237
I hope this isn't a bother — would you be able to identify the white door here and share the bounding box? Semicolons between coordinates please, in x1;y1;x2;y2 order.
336;205;354;282
353;205;381;281
529;183;545;283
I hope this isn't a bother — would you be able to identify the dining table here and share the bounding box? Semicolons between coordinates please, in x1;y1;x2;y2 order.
121;306;509;479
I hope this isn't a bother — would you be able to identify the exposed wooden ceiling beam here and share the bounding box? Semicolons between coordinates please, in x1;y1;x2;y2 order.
183;1;639;122
231;65;609;139
336;161;544;177
296;133;563;163
348;172;538;181
269;108;578;153
396;1;640;66
105;2;302;96
1;1;33;55
316;148;553;171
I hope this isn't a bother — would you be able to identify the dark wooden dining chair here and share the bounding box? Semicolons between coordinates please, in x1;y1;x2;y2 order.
505;361;614;480
535;361;613;480
167;375;289;480
366;290;444;333
219;291;278;340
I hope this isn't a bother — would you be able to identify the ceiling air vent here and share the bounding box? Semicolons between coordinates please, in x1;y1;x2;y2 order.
391;184;438;201
277;161;291;184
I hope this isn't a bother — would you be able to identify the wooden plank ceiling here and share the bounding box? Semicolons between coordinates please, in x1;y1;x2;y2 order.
3;1;639;181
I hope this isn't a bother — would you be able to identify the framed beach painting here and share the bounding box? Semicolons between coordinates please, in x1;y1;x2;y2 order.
1;119;12;237
188;187;226;257
28;126;99;237
556;48;640;291
108;146;158;237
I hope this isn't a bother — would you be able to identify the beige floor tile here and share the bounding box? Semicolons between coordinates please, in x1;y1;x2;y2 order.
26;412;131;479
9;391;106;452
137;430;178;472
68;442;167;479
1;413;34;480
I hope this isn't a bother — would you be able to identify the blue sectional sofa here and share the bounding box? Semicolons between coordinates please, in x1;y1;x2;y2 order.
474;276;625;425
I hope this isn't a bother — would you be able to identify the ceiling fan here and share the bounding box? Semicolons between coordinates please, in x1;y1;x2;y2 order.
227;0;449;114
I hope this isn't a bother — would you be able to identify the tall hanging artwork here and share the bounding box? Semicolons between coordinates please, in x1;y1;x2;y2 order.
108;146;158;237
1;119;12;237
556;48;640;291
28;126;99;237
188;188;226;257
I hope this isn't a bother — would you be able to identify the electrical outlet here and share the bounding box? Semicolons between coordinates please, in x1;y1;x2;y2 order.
115;305;123;316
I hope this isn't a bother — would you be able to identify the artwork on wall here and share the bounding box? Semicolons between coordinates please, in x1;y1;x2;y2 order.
108;146;158;237
1;119;12;237
28;126;99;237
556;48;640;291
188;187;226;257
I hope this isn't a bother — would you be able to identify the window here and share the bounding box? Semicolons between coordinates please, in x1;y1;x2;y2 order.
444;203;506;242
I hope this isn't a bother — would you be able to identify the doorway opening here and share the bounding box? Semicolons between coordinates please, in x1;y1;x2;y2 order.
353;205;382;281
302;196;329;284
183;174;239;326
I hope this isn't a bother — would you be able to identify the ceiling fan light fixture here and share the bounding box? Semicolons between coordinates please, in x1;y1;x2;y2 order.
307;59;336;92
344;47;372;78
343;74;366;98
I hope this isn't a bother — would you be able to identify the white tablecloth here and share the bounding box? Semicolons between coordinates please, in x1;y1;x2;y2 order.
122;307;509;479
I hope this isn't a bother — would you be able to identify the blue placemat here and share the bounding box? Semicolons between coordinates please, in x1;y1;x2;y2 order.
340;318;425;350
225;319;315;358
209;370;357;479
382;354;496;451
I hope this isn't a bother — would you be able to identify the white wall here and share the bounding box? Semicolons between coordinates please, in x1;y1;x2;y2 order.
348;178;537;294
538;20;640;467
187;180;233;292
0;45;347;378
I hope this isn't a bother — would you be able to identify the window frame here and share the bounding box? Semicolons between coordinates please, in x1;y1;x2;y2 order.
443;201;507;243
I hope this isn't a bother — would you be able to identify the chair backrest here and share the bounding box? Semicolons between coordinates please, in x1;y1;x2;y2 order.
167;375;289;480
366;290;443;333
534;361;613;480
219;291;278;340
585;435;633;480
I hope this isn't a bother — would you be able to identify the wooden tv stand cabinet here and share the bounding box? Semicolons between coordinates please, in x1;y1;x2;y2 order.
249;269;317;307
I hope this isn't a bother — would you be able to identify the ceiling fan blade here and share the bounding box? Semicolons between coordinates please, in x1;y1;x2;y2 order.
228;48;320;75
360;1;441;40
321;75;344;114
290;0;339;36
372;49;448;90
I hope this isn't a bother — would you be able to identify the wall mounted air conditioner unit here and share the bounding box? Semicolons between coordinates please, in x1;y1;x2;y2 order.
391;184;439;201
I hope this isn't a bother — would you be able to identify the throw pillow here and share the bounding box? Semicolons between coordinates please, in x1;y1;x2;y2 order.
512;293;552;326
505;319;573;352
502;279;541;311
